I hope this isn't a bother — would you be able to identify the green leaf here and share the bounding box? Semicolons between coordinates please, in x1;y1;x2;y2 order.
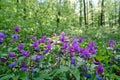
96;56;109;61
0;74;14;80
69;68;80;80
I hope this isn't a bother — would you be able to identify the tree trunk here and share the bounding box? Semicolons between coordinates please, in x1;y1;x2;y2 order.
100;0;104;26
90;0;93;27
118;2;120;28
79;0;82;27
83;0;87;26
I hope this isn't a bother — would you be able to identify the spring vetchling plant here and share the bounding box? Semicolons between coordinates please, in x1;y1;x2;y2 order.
0;26;120;80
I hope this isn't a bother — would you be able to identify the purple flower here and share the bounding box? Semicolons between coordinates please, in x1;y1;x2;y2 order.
68;46;74;53
88;41;95;48
60;32;65;42
82;48;90;59
108;40;115;47
39;37;46;43
12;34;19;39
32;36;37;41
8;52;16;58
0;38;3;42
21;62;28;71
81;66;87;72
55;57;59;62
71;59;76;66
18;44;24;51
34;55;43;62
84;73;91;78
0;32;5;38
96;65;104;74
9;62;16;68
1;57;7;62
71;39;80;52
14;26;20;32
70;52;74;57
46;43;52;50
53;33;57;36
22;67;28;71
21;62;27;67
44;49;50;53
32;41;39;50
78;37;83;43
96;75;104;80
62;42;68;49
89;48;97;54
93;59;100;65
23;51;29;57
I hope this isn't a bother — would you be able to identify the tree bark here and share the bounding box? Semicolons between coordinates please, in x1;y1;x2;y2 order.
100;0;104;26
118;2;120;28
79;0;82;27
90;0;93;27
83;0;87;26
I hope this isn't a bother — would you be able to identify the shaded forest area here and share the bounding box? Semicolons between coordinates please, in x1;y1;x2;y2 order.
0;0;120;38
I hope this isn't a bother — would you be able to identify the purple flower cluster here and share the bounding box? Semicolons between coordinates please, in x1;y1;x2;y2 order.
0;32;5;42
21;62;28;71
12;26;20;39
96;65;104;74
108;40;115;47
0;30;112;76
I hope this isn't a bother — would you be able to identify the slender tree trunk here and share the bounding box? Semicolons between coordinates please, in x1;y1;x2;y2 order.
100;0;104;26
90;0;93;27
83;0;87;26
118;1;120;28
0;0;1;9
79;0;82;27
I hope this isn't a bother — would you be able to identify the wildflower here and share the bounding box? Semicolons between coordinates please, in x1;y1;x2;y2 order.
8;52;16;58
71;59;76;66
32;36;37;41
21;62;28;71
34;55;43;62
108;40;115;47
46;43;52;50
88;41;95;48
96;65;104;74
55;57;59;62
89;47;97;54
60;32;65;42
39;37;46;43
69;52;74;57
96;75;104;80
53;33;57;36
9;62;16;68
14;26;20;32
44;49;50;53
18;44;24;51
0;32;5;38
81;66;87;72
0;38;3;42
82;48;90;59
32;41;39;50
72;39;80;52
12;34;19;39
78;37;83;43
62;42;68;49
84;73;91;78
1;57;7;62
93;59;100;65
23;51;29;57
